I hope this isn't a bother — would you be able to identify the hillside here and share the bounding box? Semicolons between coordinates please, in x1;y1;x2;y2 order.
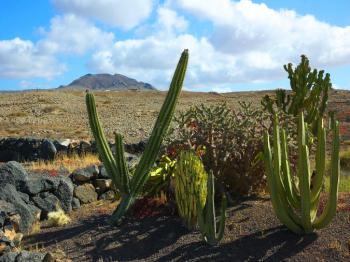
0;89;350;144
58;73;155;91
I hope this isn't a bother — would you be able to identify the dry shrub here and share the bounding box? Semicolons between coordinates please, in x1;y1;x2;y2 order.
25;153;100;173
166;102;269;197
47;206;71;227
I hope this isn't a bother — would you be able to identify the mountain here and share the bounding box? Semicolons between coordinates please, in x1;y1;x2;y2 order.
58;73;156;90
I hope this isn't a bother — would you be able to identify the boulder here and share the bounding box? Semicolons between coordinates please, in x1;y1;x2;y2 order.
0;201;21;233
98;165;109;179
78;140;92;155
0;184;40;233
0;236;15;255
40;139;57;160
0;201;17;227
0;138;50;162
17;192;30;205
98;153;138;178
0;162;28;190
21;175;59;196
71;198;80;210
53;139;71;154
0;251;19;262
71;165;99;183
74;184;97;204
94;179;112;194
98;190;116;201
53;176;74;213
124;152;140;169
32;192;61;219
15;250;46;262
124;140;147;154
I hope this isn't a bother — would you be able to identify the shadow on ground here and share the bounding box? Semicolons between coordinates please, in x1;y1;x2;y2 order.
24;212;318;262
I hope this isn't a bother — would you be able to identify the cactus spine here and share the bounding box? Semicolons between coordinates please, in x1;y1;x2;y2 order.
174;151;208;230
197;171;227;245
263;112;340;234
86;49;189;225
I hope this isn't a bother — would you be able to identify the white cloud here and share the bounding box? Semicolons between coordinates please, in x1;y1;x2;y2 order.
38;14;114;55
3;0;350;90
0;38;65;78
0;14;114;79
52;0;153;29
157;7;188;34
171;0;350;69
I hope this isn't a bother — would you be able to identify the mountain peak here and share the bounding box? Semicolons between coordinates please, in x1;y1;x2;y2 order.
58;73;156;91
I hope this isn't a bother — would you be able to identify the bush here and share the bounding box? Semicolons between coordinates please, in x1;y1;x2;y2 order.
166;102;269;197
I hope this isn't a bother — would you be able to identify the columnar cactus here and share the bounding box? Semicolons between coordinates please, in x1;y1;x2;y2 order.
197;171;227;245
263;112;340;234
174;151;208;230
261;55;331;135
86;49;189;225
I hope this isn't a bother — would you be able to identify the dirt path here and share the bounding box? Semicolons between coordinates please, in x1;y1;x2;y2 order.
24;195;350;262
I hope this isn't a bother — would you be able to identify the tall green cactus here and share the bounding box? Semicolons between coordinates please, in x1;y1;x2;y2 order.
197;171;227;245
174;150;208;230
86;49;189;225
263;112;340;234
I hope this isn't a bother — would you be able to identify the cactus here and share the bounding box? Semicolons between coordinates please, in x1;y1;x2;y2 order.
261;55;331;135
197;171;227;245
174;150;208;230
263;112;340;234
86;49;189;225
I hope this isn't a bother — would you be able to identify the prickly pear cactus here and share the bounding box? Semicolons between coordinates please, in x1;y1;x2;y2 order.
174;151;207;230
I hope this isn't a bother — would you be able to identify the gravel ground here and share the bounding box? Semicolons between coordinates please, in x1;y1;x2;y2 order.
1;89;349;144
24;194;350;262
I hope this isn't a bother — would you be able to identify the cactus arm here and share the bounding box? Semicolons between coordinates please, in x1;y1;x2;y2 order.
131;49;189;194
86;93;122;191
311;119;326;200
108;49;188;225
310;119;326;221
280;129;299;208
273;114;300;224
114;133;130;194
272;115;300;223
299;144;313;232
297;113;313;232
313;121;340;229
263;132;303;234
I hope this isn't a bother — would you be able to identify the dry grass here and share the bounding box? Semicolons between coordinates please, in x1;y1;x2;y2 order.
47;207;71;227
7;111;28;117
24;153;100;173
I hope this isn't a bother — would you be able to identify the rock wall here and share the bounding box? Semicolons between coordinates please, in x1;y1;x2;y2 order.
0;155;138;261
0;137;146;162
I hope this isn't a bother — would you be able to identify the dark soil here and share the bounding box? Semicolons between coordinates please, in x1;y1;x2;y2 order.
24;194;350;262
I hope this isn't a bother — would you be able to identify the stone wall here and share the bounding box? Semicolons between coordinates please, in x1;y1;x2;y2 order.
0;155;138;261
0;137;146;162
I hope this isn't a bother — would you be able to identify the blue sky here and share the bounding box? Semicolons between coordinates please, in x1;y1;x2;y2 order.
0;0;349;91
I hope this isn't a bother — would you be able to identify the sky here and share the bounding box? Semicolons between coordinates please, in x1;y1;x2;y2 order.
0;0;349;92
